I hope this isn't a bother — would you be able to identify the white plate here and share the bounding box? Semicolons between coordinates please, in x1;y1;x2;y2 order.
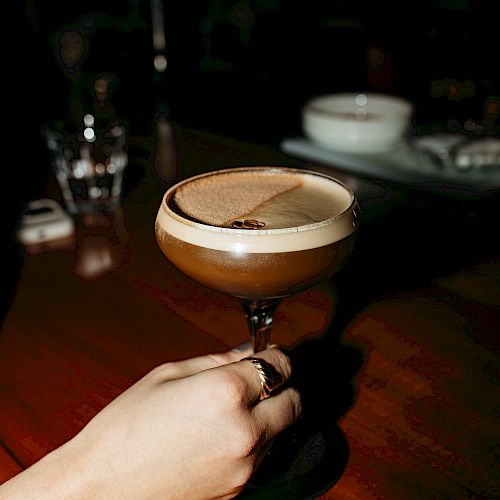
280;137;500;195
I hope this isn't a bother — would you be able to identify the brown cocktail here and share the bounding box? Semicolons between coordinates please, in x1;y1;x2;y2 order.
155;166;359;351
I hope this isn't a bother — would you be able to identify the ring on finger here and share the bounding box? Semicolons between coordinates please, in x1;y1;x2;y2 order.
243;356;282;401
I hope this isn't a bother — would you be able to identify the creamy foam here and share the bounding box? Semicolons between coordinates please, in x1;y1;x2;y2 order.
156;167;358;253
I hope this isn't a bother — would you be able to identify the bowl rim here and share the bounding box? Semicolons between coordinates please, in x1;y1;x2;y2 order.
304;92;413;119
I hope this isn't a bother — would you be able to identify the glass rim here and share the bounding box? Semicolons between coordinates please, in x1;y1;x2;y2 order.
162;166;358;236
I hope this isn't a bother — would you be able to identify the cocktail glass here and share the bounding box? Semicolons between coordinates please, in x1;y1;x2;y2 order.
155;166;359;494
155;165;358;354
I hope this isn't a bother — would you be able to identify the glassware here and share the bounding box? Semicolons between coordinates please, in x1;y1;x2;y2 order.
155;166;359;353
44;121;128;215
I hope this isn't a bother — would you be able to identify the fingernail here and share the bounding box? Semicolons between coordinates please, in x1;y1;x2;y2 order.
231;340;252;352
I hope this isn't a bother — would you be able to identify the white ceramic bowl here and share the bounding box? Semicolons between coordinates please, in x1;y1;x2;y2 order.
303;93;413;153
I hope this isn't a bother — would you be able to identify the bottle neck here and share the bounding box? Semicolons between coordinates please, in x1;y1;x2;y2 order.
90;76;119;129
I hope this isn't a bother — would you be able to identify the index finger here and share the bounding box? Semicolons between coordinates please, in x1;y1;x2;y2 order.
146;342;254;384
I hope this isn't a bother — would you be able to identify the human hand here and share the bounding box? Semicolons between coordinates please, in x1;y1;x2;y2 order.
1;345;301;499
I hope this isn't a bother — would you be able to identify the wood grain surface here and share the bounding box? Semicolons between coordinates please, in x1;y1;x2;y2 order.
1;128;499;499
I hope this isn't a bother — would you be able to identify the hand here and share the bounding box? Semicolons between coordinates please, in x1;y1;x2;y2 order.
1;346;301;499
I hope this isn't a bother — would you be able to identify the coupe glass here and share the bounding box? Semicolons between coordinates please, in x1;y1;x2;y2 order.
155;166;359;353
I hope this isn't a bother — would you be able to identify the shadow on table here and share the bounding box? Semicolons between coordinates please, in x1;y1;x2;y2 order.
239;283;364;499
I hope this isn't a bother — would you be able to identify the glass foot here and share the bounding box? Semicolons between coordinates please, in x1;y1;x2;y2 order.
238;418;349;499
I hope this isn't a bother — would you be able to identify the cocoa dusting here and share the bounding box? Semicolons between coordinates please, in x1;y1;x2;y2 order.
174;171;301;226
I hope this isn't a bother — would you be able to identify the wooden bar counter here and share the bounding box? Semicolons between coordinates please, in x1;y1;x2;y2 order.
1;127;499;498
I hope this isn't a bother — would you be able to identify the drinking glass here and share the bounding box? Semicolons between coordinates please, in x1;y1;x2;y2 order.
44;122;128;215
155;166;359;353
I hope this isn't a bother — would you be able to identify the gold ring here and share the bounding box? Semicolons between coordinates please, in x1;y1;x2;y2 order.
244;357;281;401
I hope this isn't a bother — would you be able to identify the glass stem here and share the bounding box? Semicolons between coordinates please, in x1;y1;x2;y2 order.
242;299;281;353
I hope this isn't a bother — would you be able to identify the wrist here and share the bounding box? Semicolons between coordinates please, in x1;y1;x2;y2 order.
0;436;95;499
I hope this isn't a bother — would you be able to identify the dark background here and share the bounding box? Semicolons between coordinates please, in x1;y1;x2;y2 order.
8;0;499;200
